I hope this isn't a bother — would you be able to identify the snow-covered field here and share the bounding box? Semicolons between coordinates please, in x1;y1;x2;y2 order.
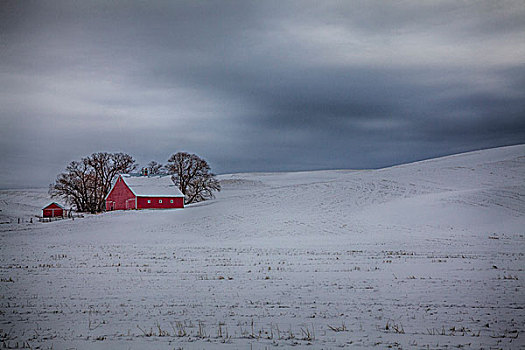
1;145;524;349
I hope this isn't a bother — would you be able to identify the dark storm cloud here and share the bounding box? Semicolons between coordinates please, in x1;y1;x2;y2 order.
1;1;524;187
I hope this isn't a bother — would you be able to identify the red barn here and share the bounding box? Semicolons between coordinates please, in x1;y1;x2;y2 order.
42;202;65;217
105;174;184;211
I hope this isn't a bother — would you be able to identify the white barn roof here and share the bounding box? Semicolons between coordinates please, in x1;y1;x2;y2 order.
120;175;184;197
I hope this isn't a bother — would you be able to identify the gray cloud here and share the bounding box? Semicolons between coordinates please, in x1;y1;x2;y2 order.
1;1;524;188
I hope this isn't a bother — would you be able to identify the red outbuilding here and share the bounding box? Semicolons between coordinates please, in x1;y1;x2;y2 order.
42;202;65;217
105;174;184;211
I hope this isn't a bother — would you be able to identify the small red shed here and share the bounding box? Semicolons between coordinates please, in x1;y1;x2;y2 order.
105;174;184;211
42;202;65;217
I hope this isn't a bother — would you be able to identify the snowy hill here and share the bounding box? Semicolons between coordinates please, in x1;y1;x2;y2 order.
0;145;524;349
0;187;67;224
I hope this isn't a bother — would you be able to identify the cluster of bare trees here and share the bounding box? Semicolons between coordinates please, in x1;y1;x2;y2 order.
50;153;136;213
165;152;221;205
146;153;221;204
147;160;163;175
51;151;220;212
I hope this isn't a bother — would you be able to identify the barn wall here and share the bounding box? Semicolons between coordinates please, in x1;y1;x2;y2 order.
43;208;63;217
136;196;184;209
106;177;136;210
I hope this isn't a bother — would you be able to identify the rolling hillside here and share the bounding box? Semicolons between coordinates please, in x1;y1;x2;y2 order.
0;145;524;349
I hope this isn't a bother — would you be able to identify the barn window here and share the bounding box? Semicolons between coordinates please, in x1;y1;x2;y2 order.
147;200;151;203
170;200;174;203
159;199;162;203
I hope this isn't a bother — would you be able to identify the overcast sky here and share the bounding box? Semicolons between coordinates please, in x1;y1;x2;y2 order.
1;1;524;188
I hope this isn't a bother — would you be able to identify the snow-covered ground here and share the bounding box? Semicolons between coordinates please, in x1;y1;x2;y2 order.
1;145;524;349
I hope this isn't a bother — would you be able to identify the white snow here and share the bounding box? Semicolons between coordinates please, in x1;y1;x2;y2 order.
0;188;67;224
120;175;184;197
0;145;524;349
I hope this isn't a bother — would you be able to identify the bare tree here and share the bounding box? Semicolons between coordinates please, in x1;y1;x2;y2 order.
147;161;163;175
165;152;220;204
50;152;136;213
